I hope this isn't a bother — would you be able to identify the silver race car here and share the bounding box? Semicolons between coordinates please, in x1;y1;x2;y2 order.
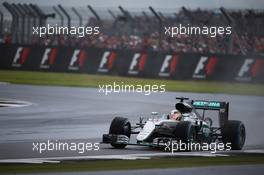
102;97;246;151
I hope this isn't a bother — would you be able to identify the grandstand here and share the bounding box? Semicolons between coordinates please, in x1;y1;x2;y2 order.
0;2;264;55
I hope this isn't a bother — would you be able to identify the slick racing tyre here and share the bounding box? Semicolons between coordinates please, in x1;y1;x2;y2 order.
109;117;131;148
222;120;246;150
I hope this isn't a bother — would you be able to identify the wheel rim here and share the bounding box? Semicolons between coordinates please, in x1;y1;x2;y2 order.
123;123;131;137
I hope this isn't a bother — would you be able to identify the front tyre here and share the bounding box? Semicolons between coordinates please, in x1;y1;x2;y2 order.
109;117;131;148
173;121;196;151
222;120;246;150
174;121;195;143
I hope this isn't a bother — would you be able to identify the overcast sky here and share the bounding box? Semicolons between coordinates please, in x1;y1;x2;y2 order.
1;0;264;9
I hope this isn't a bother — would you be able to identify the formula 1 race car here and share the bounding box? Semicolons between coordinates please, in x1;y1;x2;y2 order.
102;97;246;151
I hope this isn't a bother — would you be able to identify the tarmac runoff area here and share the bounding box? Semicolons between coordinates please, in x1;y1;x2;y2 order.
0;84;264;163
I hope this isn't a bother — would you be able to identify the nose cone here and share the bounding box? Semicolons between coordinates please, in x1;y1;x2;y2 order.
137;121;155;141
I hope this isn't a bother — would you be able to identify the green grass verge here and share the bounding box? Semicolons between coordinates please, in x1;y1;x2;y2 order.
1;155;264;173
0;70;263;96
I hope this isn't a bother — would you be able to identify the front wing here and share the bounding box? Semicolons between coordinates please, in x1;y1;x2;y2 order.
102;134;172;148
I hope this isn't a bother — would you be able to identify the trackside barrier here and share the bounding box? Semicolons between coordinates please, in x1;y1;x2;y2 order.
0;44;263;83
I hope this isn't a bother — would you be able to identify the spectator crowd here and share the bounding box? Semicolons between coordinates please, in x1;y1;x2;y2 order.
1;8;264;55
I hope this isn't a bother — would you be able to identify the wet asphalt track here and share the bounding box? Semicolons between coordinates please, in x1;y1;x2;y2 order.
12;165;264;175
0;84;264;160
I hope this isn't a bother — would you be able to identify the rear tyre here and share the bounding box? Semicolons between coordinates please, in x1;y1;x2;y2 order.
222;120;246;150
109;117;131;148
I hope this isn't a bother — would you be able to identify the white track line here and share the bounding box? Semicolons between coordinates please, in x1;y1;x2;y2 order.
0;152;229;164
0;98;32;108
0;82;9;85
1;150;263;164
0;159;60;164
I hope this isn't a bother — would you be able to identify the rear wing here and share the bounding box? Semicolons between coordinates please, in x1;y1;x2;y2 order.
191;100;229;127
191;100;227;110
